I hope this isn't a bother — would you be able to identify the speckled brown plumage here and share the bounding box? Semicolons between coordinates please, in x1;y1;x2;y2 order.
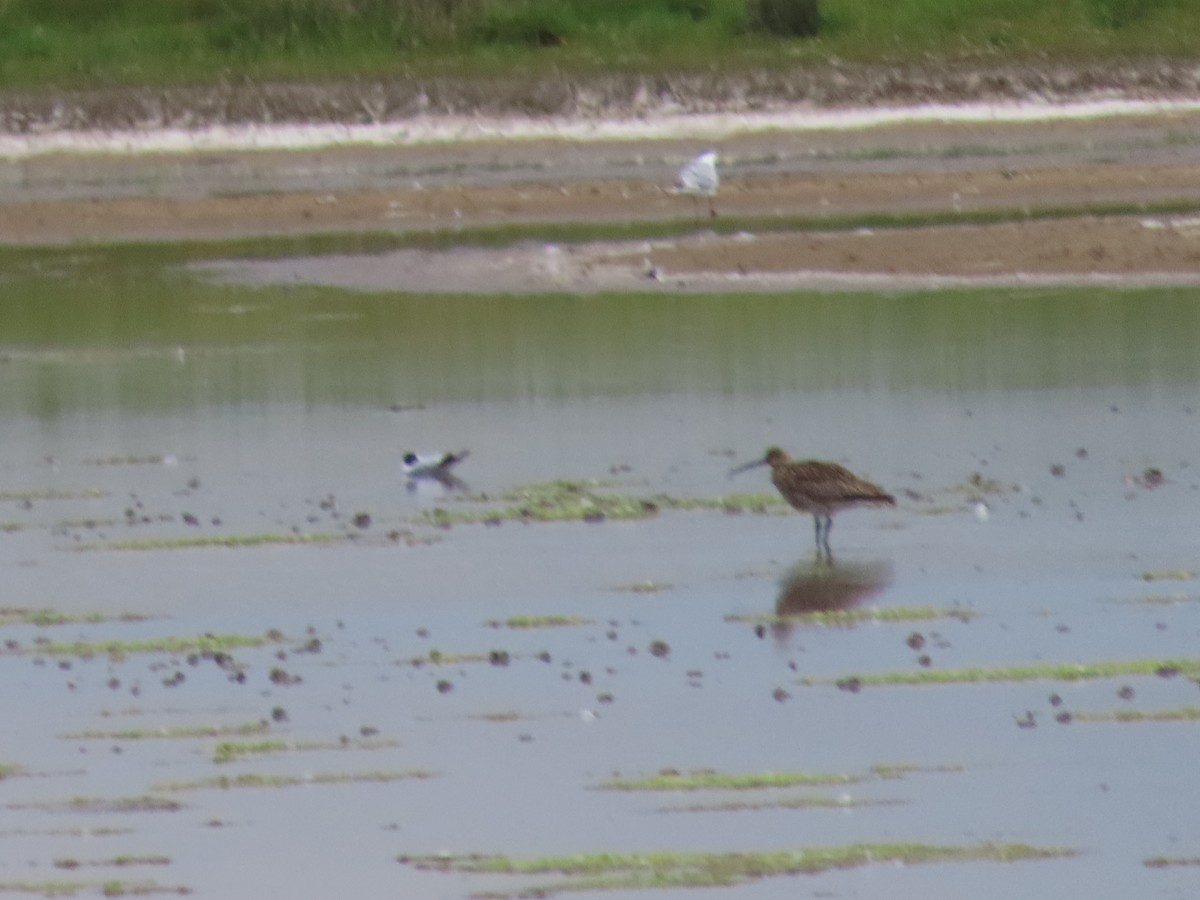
730;446;894;558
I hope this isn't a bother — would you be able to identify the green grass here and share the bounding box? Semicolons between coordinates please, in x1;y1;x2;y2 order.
1;0;1199;89
398;842;1075;892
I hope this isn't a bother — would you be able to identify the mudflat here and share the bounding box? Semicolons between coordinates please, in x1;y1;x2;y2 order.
6;107;1200;291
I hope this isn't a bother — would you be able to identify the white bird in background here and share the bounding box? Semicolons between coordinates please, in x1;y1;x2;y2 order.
671;149;719;218
402;450;469;492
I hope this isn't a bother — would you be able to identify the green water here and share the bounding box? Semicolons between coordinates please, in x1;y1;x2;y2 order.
2;246;1200;417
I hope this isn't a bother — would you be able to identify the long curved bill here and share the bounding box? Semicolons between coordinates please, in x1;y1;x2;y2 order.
728;457;767;479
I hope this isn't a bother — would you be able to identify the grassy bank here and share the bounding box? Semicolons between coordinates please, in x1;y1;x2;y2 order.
0;0;1198;89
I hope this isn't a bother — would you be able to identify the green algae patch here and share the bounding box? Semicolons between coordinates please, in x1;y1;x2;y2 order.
1141;570;1195;582
727;606;975;627
598;770;860;792
420;481;784;528
0;608;152;628
1145;856;1200;868
0;882;188;899
212;737;398;764
79;532;343;551
656;794;904;814
0;488;105;503
0;880;92;897
54;856;171;870
869;763;964;779
64;722;270;742
0;763;21;780
807;658;1200;687
612;581;673;595
399;842;1074;893
1126;594;1200;606
1073;707;1200;724
404;649;493;667
83;455;173;467
156;770;435;792
19;634;270;659
485;615;592;629
10;796;184;815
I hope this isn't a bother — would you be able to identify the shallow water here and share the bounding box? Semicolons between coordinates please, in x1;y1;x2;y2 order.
1;250;1198;898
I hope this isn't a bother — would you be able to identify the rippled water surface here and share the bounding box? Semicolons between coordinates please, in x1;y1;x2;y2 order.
1;248;1198;898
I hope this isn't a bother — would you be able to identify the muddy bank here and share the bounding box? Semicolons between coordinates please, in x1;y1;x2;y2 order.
4;59;1200;133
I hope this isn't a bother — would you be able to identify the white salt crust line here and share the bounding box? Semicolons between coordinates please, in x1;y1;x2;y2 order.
3;97;1200;160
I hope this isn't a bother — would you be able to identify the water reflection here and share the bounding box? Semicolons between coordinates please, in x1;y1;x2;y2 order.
4;248;1200;416
769;558;894;640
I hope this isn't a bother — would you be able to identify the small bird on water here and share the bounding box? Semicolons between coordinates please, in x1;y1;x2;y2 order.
403;450;469;491
671;150;719;218
730;447;895;560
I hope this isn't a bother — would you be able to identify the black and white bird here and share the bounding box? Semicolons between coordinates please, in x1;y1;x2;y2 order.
671;150;719;218
402;450;469;491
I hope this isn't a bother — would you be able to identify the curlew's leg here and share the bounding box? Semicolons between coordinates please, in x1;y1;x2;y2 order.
821;514;834;561
811;514;823;553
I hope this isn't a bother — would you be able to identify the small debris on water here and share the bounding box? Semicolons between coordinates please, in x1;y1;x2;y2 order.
836;677;862;694
269;668;301;686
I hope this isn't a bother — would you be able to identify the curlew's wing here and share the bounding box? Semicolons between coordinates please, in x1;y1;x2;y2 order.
784;461;895;507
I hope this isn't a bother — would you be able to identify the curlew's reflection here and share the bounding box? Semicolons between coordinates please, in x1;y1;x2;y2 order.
773;558;894;634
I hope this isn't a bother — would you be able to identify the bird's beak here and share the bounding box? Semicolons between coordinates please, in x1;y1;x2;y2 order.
728;457;767;479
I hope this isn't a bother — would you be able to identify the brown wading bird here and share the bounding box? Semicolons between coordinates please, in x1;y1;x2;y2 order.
730;447;895;559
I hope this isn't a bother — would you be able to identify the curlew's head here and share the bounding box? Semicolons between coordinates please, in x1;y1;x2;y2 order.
729;446;791;478
763;446;792;467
